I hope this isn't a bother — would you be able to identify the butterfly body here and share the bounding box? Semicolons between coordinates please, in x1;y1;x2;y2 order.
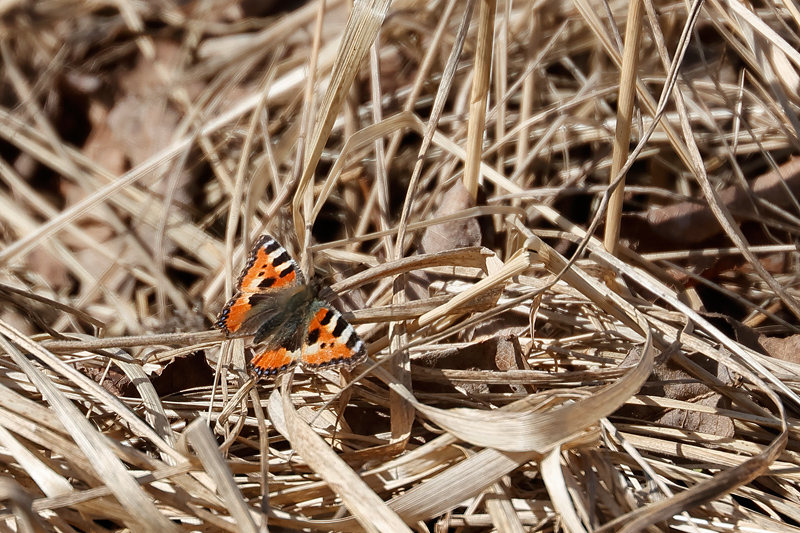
216;235;367;377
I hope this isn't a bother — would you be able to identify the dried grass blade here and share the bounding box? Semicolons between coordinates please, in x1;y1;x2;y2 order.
293;0;391;241
379;432;604;526
536;203;800;407
113;351;176;449
0;402;109;508
383;323;648;453
415;250;531;328
330;246;496;295
322;110;524;195
0;477;45;533
531;207;792;528
612;428;787;533
364;237;653;452
604;0;643;255
395;0;475;266
387;448;537;525
724;0;800;68
570;0;694;172
311;113;422;223
666;7;800;324
0;325;181;532
484;483;526;533
0;423;73;498
0;49;313;266
0;328;185;462
541;446;588;533
185;419;259;532
463;0;496;199
269;383;413;533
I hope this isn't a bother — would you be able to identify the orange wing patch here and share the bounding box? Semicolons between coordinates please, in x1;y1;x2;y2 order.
216;236;304;336
216;295;252;334
250;347;297;377
301;307;366;370
237;237;299;293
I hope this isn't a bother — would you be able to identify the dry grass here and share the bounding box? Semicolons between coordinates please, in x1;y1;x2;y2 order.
1;0;799;531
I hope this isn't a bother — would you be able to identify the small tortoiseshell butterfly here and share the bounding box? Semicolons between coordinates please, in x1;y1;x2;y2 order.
216;235;367;377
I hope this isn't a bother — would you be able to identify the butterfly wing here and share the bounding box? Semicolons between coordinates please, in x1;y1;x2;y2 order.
300;300;367;371
216;235;306;337
250;346;299;377
249;294;310;376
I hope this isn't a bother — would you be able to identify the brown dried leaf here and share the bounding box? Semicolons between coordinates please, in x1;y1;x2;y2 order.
619;349;736;437
76;362;130;397
408;180;484;301
25;247;70;292
759;334;800;364
419;180;482;254
413;336;527;395
626;156;800;247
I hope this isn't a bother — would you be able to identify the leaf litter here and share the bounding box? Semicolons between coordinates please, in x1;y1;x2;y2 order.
0;0;799;531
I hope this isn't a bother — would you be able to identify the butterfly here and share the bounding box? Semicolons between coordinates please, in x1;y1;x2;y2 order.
216;234;367;377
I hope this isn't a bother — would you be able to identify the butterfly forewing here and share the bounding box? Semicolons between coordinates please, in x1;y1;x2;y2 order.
236;235;305;293
216;235;305;336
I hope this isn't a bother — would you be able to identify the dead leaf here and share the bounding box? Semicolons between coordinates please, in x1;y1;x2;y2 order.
408;180;485;301
759;334;800;364
419;180;482;254
76;362;131;397
623;156;800;248
25;246;71;292
618;349;736;438
413;335;527;395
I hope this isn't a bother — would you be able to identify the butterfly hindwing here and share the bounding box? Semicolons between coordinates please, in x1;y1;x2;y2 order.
250;347;297;377
300;301;367;371
248;303;309;376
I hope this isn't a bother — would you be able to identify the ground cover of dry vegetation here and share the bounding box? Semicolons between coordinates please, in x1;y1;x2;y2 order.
0;0;800;531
